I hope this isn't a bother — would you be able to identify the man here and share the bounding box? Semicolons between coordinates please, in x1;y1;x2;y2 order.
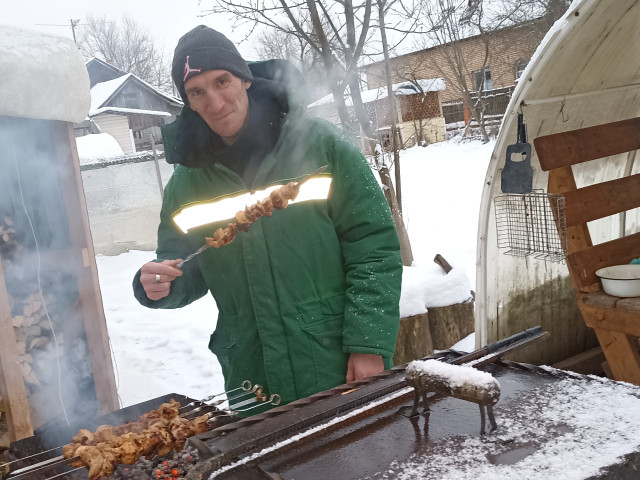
133;25;402;410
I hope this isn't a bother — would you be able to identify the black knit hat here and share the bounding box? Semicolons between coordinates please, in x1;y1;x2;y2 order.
171;25;254;103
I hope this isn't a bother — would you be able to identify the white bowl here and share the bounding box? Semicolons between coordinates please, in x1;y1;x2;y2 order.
595;265;640;297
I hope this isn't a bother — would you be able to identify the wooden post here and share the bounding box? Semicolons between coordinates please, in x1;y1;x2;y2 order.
55;121;119;414
151;135;164;198
0;257;34;441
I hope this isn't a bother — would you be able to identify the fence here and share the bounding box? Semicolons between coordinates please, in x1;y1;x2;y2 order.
443;85;516;127
80;151;173;255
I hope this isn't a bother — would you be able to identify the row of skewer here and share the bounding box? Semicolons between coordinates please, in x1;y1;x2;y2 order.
1;381;279;480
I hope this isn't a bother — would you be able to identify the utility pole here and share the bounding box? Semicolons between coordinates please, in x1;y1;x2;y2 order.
70;19;80;44
35;18;82;44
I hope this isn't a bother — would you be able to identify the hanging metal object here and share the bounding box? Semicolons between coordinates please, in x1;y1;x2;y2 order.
501;113;533;194
494;190;567;263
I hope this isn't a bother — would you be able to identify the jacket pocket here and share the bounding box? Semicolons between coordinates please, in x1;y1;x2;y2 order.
300;315;343;350
208;330;237;375
295;313;348;398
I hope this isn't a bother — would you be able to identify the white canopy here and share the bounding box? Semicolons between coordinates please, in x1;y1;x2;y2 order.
0;24;90;122
476;0;640;364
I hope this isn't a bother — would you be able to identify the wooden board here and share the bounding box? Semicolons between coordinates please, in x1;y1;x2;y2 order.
0;258;34;441
562;173;640;227
567;232;640;289
593;328;640;385
54;121;119;414
535;117;640;171
578;298;640;337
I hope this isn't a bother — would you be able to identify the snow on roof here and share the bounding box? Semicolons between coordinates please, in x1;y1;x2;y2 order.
308;78;445;108
90;72;182;112
0;24;90;122
90;74;132;111
89;107;172;117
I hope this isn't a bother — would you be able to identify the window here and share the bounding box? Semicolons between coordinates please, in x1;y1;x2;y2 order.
474;68;493;91
515;59;529;81
123;93;138;109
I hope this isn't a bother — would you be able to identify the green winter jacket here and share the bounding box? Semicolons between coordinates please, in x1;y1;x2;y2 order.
133;61;402;408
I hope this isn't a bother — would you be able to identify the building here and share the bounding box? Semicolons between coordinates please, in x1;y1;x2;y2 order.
361;20;550;127
308;78;446;147
79;58;183;154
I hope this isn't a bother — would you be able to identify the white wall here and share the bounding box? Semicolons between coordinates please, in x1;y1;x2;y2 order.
81;157;174;255
92;114;135;155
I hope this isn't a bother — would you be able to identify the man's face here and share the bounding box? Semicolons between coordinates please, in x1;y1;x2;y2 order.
184;69;251;145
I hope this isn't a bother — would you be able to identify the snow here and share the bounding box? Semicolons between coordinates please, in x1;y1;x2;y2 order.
96;138;492;407
384;371;640;480
407;359;499;392
90;74;132;111
90;107;172;117
76;134;125;164
308;78;446;108
0;23;90;122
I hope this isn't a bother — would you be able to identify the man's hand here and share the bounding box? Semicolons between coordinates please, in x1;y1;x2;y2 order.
346;353;384;383
140;259;183;301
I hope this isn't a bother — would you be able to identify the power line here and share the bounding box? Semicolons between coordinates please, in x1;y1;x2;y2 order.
35;19;83;44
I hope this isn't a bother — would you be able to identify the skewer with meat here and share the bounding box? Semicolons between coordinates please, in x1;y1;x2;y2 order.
205;173;317;248
62;399;209;479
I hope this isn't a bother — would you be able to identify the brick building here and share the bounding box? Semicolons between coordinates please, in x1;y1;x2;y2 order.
361;20;549;126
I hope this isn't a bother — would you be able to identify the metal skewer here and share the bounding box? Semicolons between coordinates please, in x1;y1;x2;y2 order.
176;165;328;269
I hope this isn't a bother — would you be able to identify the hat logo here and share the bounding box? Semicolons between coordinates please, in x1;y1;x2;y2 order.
183;55;202;82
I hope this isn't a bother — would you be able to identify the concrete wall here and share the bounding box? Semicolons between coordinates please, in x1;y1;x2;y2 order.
81;156;174;255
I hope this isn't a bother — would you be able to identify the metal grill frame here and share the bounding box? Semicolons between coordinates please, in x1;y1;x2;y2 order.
494;192;567;263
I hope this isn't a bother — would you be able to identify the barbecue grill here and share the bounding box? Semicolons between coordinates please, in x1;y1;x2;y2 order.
4;327;640;480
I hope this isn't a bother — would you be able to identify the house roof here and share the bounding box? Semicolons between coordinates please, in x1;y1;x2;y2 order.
308;78;445;108
89;72;182;112
85;57;128;86
90;107;172;117
0;24;90;122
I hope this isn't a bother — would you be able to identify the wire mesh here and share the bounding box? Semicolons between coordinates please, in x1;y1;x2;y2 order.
494;192;567;263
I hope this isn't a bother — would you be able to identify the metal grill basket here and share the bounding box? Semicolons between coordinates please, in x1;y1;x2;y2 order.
494;192;567;263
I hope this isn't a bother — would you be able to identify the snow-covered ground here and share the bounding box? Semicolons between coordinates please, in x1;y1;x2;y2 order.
97;138;491;407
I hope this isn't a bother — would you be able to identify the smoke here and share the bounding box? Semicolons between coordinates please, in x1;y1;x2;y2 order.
0;116;101;447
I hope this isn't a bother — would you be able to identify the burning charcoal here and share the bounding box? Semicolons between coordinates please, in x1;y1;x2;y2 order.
109;446;200;479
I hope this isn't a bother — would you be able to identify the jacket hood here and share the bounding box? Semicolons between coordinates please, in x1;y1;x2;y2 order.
161;59;308;168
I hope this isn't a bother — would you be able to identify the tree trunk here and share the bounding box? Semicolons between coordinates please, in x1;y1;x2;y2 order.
377;167;413;266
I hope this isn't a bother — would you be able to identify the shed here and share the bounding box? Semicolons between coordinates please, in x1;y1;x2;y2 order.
85;61;183;153
0;25;118;444
476;0;640;367
308;78;446;147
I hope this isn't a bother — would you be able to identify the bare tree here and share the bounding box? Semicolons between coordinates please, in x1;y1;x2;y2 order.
412;0;570;142
202;0;415;265
254;28;330;101
77;15;172;93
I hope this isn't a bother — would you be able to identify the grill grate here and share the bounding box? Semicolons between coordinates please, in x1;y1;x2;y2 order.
494;192;567;263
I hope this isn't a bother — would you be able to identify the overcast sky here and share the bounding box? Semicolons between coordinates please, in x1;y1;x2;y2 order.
2;0;257;58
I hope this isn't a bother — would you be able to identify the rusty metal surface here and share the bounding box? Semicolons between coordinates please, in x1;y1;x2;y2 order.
249;364;556;480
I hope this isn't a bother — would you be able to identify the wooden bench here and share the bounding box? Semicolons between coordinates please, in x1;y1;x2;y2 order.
535;117;640;386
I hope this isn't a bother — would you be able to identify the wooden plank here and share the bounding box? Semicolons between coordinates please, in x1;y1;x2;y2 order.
593;328;640;386
535;117;640;171
616;297;640;314
567;232;640;289
578;297;640;337
563;173;640;227
582;291;618;309
0;258;34;441
552;346;605;376
54;121;119;414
